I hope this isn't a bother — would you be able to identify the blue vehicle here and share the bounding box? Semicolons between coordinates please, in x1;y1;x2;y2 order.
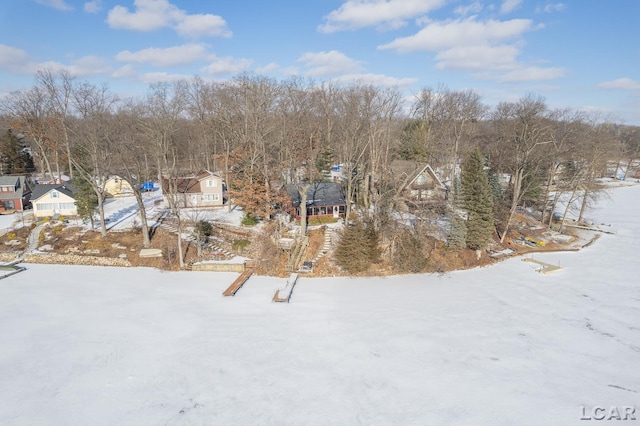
141;181;155;192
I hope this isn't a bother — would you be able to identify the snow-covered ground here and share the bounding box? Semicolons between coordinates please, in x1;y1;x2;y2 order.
1;185;639;425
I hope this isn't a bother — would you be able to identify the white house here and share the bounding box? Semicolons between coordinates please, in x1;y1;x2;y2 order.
31;183;77;218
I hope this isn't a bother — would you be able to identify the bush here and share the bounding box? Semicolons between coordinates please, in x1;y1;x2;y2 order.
392;230;427;273
241;214;259;226
7;233;16;240
232;239;251;254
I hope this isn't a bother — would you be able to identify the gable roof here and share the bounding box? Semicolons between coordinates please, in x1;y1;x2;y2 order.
0;176;20;187
0;175;29;200
31;182;76;202
161;171;224;194
389;160;446;191
285;182;346;207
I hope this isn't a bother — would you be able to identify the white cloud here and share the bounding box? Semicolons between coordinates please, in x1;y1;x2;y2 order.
174;14;230;38
598;78;640;91
255;63;280;75
282;66;300;76
112;65;137;79
435;44;520;71
454;2;483;16
31;56;110;77
200;56;253;76
84;0;102;13
333;73;418;87
378;16;561;84
107;0;231;38
298;50;364;77
0;44;109;77
378;17;534;53
0;44;32;73
35;0;73;11
318;0;446;33
115;44;208;67
538;3;567;13
498;66;564;82
139;72;194;83
499;0;523;15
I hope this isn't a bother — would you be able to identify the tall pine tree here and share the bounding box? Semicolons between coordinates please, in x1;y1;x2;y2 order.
461;148;495;250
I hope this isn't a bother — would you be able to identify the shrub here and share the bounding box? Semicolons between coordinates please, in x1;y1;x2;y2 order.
232;239;250;254
392;230;427;273
241;214;259;226
7;233;16;240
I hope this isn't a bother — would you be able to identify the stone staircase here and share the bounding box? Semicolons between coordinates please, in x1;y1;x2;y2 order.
312;227;336;263
157;220;235;261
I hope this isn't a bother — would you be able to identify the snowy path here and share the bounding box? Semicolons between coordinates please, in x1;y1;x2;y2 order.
0;186;639;425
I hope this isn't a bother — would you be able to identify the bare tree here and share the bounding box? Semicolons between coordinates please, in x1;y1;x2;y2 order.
1;87;57;182
110;101;156;248
70;81;119;237
36;68;76;179
491;95;554;243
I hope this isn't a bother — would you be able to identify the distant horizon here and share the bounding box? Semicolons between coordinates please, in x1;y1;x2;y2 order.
1;0;639;125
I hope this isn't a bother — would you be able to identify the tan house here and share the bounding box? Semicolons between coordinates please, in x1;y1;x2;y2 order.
390;160;448;203
31;183;77;218
161;170;226;208
104;175;134;198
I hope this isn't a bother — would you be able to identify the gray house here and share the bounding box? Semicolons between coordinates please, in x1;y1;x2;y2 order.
285;182;346;219
0;175;31;213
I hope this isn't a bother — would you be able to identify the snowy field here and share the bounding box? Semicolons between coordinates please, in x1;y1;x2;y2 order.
1;186;639;425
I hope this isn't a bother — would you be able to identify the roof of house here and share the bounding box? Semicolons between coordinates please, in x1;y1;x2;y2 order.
285;182;346;207
161;170;223;194
0;175;29;200
389;160;446;191
31;182;76;202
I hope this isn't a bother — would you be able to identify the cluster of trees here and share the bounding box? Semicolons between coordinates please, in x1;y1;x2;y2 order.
1;69;638;271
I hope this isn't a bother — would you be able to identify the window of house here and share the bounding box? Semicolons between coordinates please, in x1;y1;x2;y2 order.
201;193;219;201
38;202;54;210
415;174;427;185
206;179;217;188
51;191;59;198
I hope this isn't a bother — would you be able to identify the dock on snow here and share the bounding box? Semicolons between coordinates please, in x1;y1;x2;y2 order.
222;269;253;296
522;258;563;274
272;273;299;303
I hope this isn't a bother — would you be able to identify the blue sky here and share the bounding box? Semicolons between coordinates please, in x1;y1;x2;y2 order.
1;0;639;124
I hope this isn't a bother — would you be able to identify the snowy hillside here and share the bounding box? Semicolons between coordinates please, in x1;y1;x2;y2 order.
0;185;639;425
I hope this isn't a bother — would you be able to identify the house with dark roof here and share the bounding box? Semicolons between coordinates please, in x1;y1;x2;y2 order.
390;160;448;203
31;183;77;218
161;170;226;208
285;182;347;219
0;175;31;213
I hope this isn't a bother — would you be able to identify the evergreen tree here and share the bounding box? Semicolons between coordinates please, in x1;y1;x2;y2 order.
461;148;494;250
74;177;98;228
0;129;35;174
334;219;380;274
447;213;467;250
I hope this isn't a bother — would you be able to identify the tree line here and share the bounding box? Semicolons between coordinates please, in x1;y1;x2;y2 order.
1;69;638;271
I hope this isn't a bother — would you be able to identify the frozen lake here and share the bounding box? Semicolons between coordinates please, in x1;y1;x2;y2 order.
0;185;639;425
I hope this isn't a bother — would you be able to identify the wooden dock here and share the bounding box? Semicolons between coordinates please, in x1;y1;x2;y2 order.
222;270;253;296
522;258;563;274
272;273;299;303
